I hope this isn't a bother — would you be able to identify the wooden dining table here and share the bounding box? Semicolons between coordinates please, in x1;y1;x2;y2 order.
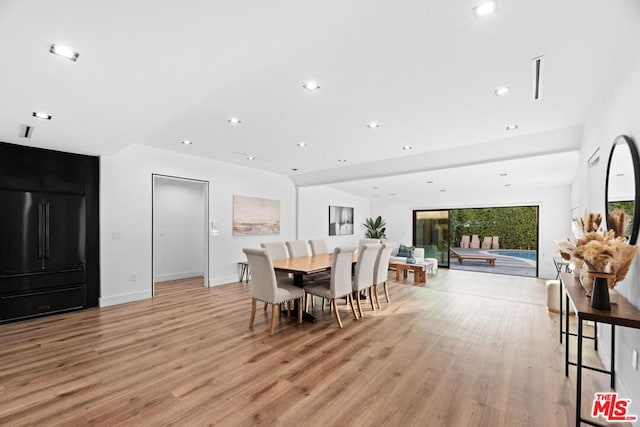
272;252;358;322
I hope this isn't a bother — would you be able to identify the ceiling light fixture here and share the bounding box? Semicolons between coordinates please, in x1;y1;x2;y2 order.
506;124;518;130
291;168;298;171
373;186;379;189
504;184;512;187
49;43;79;61
302;81;320;91
246;156;255;160
32;112;52;120
337;159;347;163
402;145;413;150
228;117;242;124
499;173;508;176
180;139;192;145
297;142;307;147
474;1;497;17
427;180;434;184
494;86;510;96
367;122;380;129
390;193;396;196
440;189;446;192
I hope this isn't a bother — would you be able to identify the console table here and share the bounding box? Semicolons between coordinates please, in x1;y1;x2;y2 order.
560;273;640;426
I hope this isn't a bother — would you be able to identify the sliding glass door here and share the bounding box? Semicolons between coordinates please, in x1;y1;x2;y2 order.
413;210;450;267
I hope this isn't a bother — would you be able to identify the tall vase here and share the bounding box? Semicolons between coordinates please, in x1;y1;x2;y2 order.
589;272;613;311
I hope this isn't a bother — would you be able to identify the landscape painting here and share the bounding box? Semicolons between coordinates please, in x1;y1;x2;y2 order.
233;195;280;236
329;205;354;236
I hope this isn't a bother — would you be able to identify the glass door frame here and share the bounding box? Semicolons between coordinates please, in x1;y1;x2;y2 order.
412;209;451;268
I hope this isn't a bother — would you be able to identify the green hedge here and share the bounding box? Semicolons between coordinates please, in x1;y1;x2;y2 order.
449;207;537;249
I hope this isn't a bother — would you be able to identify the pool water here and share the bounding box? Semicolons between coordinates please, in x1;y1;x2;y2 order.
487;250;537;261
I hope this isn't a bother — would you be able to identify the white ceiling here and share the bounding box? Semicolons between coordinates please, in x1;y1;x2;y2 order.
1;0;640;195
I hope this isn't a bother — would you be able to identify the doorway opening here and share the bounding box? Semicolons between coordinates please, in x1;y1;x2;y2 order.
152;175;209;296
413;205;539;277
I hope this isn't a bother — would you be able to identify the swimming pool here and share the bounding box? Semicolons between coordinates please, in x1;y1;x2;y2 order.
487;250;537;261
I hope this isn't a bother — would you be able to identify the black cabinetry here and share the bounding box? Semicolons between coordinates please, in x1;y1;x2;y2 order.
0;142;99;323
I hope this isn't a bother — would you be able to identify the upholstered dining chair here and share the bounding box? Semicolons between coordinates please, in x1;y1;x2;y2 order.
260;241;291;282
373;243;395;308
243;248;304;336
352;243;382;317
285;240;311;257
303;246;358;328
358;238;380;247
309;239;328;255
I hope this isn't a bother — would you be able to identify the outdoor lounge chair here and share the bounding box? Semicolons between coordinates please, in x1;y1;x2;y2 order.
449;248;496;266
481;236;492;249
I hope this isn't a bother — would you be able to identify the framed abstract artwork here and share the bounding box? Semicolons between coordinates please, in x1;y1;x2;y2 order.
329;205;354;236
233;195;280;236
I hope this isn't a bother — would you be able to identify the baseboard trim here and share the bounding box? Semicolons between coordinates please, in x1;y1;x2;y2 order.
209;275;242;287
154;270;204;283
99;290;151;307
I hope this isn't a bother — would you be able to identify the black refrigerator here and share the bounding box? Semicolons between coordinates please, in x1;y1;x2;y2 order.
0;141;99;323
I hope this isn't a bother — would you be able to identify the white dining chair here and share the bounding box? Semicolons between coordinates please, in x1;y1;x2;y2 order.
243;248;304;336
352;243;382;317
373;243;395;308
285;240;311;257
303;246;358;328
309;239;329;255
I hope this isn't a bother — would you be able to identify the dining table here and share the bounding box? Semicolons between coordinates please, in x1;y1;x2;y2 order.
272;252;358;323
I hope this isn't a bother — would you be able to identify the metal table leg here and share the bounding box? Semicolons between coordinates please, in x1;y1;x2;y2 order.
576;318;583;427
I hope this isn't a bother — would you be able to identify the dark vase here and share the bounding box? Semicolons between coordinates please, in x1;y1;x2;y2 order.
590;274;612;311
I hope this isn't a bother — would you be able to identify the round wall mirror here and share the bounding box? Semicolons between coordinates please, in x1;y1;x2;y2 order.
605;135;640;244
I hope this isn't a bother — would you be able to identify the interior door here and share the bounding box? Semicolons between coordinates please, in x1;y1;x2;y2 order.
43;193;85;271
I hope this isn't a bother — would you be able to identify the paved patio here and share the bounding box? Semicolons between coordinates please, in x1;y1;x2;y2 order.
448;248;537;277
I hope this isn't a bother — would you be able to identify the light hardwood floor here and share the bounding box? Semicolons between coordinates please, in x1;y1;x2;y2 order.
0;270;627;426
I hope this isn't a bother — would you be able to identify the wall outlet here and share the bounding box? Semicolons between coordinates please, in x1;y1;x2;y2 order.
130;274;136;282
633;349;638;370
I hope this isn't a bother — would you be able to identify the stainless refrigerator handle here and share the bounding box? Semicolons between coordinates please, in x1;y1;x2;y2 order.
45;202;50;259
37;202;44;259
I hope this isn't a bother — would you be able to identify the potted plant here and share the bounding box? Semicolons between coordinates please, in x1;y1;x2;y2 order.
363;216;387;239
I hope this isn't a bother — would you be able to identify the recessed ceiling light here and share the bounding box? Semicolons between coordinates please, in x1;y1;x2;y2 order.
616;173;625;177
297;142;307;147
180;140;192;145
32;112;52;120
390;193;396;196
440;189;446;192
494;86;510;96
367;122;380;129
246;156;255;160
427;180;434;184
474;1;497;17
499;173;508;176
373;186;379;189
338;159;347;163
535;181;544;184
504;184;511;187
291;168;299;171
49;43;79;61
402;145;413;150
302;81;320;91
506;124;518;131
228;117;242;124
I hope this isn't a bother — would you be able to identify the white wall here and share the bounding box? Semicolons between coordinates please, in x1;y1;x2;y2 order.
100;144;296;306
371;185;572;280
297;186;370;250
153;177;206;283
577;41;640;418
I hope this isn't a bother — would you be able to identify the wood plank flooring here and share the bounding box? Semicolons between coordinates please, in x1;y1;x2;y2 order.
0;271;628;426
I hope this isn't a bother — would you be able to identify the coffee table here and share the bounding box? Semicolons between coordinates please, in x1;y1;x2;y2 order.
390;261;427;283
